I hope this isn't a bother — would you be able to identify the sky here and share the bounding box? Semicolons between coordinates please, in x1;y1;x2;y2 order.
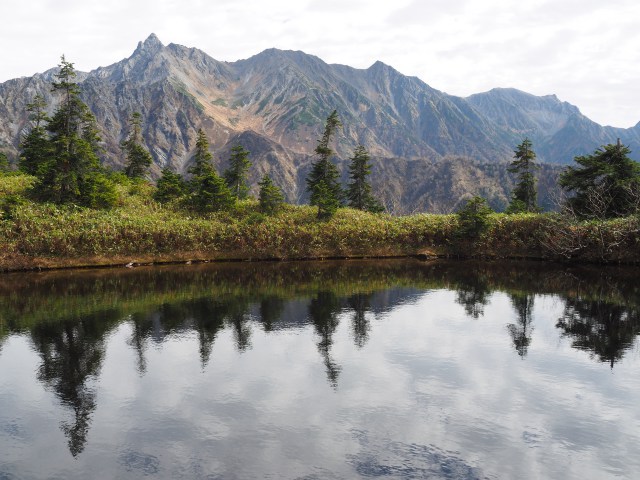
1;0;638;128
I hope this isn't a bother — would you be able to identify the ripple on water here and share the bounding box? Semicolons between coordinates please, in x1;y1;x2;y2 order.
118;450;161;475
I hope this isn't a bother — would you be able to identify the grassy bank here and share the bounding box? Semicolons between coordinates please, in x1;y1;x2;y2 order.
1;173;639;271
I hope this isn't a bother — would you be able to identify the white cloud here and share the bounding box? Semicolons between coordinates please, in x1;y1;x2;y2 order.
1;0;638;127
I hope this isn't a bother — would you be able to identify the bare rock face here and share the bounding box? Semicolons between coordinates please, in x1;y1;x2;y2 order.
0;34;636;212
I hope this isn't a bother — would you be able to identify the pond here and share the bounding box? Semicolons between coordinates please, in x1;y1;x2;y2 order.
0;259;639;479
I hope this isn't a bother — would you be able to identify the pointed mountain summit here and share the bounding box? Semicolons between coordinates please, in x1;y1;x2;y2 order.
134;33;164;56
92;33;170;84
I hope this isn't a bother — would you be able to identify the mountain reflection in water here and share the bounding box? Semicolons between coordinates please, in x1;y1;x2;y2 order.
0;259;639;479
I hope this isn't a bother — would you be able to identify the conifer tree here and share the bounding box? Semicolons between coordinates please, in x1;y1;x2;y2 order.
36;56;116;207
122;112;152;179
559;141;640;218
456;196;493;239
188;128;214;178
258;174;284;215
192;169;234;212
313;180;340;219
154;167;187;203
507;138;539;213
19;94;51;175
187;128;234;211
346;145;383;213
306;110;343;219
224;144;252;199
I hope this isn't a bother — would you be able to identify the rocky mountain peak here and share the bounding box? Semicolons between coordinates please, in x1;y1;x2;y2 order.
96;33;172;84
369;60;391;70
367;60;398;77
133;33;164;57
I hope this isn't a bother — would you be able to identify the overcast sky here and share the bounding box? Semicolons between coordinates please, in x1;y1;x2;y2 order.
1;0;638;128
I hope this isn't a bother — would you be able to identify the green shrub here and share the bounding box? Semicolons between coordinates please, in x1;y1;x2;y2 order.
0;194;25;221
456;196;493;239
154;168;187;204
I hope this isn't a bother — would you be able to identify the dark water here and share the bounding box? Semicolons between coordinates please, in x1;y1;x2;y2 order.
1;259;639;479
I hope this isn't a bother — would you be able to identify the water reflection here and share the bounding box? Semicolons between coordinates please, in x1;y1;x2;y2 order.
128;298;243;371
1;259;640;469
1;260;639;372
557;297;640;368
29;311;119;456
309;291;343;388
507;293;535;358
349;430;486;479
258;296;285;332
347;293;373;349
455;276;491;320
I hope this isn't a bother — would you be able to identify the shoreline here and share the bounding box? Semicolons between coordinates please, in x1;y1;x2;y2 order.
0;249;624;275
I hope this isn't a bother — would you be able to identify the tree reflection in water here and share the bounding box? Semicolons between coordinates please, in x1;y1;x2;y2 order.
556;297;640;368
226;302;252;352
455;276;491;320
348;293;373;349
29;311;119;456
128;298;243;370
258;296;286;332
507;293;535;358
309;291;342;388
3;259;639;459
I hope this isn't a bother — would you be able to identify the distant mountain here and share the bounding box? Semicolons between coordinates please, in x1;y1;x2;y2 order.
0;34;636;212
467;88;640;164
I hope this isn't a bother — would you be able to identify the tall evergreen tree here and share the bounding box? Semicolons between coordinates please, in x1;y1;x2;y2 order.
36;56;115;207
122;112;152;179
507;138;539;213
559;141;640;218
19;94;51;175
188;128;214;178
346;145;383;213
187;128;234;211
258;174;285;215
306;110;343;219
223;144;252;199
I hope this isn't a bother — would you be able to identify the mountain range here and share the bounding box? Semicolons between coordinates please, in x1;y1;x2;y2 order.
0;34;638;213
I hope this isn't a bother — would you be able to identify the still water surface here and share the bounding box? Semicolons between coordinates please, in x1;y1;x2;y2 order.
0;259;639;479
